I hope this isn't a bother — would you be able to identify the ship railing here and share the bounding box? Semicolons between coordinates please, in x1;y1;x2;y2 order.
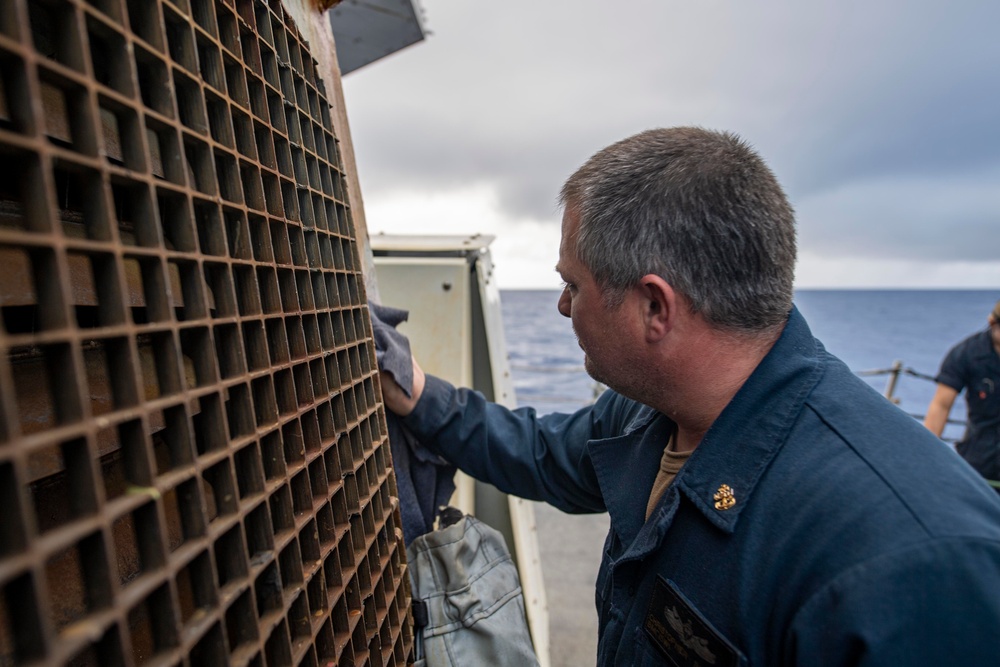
517;359;964;426
855;360;964;425
518;359;961;423
514;361;998;488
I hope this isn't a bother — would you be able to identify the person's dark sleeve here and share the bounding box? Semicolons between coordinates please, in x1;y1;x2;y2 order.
786;538;1000;665
935;342;967;393
401;374;617;514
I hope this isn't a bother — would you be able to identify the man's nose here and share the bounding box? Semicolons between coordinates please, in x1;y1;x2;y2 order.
557;289;571;318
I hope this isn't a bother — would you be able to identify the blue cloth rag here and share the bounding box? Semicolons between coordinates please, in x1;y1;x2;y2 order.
369;301;457;545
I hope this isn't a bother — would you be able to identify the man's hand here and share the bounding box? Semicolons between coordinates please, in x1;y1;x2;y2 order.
380;357;426;417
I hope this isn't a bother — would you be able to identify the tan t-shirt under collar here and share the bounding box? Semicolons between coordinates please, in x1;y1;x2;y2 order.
645;430;692;520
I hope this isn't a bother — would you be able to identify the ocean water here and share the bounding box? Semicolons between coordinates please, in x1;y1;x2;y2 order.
500;289;1000;443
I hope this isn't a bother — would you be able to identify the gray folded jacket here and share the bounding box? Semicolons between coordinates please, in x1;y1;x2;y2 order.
407;515;539;666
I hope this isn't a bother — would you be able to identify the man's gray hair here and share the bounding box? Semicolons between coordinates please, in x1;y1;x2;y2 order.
559;127;796;334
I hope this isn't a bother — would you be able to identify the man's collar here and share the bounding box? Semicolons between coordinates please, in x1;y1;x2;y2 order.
674;307;825;532
587;308;826;547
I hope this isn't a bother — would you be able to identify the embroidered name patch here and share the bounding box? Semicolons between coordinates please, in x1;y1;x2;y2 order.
643;576;741;667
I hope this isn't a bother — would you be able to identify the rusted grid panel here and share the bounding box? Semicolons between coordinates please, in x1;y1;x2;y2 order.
0;0;410;665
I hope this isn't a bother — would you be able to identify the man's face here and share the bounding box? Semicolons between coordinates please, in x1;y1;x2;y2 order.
555;208;638;391
990;316;1000;349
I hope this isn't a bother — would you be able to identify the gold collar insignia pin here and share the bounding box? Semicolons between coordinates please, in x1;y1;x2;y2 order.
714;484;736;510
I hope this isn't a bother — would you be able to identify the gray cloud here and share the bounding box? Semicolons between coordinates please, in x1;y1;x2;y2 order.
341;0;1000;279
796;166;1000;262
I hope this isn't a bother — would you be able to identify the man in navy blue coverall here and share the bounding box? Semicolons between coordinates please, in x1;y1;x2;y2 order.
924;299;1000;484
381;127;1000;665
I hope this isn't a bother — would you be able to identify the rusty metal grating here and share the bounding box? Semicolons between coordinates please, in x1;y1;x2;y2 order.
0;0;412;665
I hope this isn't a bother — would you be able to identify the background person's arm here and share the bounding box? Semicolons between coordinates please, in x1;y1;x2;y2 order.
923;383;959;437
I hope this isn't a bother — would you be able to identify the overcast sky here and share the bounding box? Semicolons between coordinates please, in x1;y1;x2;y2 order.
340;0;999;290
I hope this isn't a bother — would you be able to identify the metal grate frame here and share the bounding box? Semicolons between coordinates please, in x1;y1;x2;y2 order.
0;0;411;665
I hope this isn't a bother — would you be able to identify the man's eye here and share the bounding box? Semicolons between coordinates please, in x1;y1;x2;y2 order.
562;281;576;292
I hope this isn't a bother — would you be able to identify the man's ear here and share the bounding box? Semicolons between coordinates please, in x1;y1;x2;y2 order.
637;274;676;343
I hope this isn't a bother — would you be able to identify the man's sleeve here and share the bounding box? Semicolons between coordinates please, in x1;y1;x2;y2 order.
401;374;614;514
935;342;968;393
786;538;1000;665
